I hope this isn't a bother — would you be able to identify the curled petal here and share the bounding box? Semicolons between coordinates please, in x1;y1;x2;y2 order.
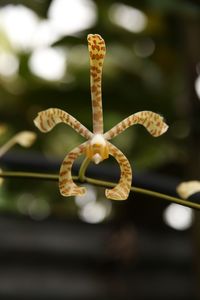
34;108;93;139
59;142;87;197
104;111;168;140
177;181;200;199
105;142;132;200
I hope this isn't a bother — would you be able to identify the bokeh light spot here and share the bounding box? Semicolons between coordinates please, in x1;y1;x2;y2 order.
79;201;111;224
163;203;193;230
0;5;39;51
0;52;19;77
109;3;147;33
29;47;66;81
48;0;97;35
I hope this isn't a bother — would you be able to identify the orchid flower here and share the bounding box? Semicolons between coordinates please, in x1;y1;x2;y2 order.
0;130;37;185
34;34;168;200
0;131;36;157
177;181;200;199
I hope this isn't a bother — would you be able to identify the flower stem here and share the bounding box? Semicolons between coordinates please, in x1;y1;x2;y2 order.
0;171;199;210
78;157;91;182
84;176;200;209
0;137;16;157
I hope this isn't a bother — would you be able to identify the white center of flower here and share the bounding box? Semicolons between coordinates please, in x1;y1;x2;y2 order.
90;134;106;146
92;153;102;164
86;134;109;164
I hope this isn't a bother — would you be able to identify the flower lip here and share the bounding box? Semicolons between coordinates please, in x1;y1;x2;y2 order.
85;134;109;163
92;153;102;164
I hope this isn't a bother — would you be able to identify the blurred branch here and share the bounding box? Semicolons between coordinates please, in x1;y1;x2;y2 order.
0;170;199;210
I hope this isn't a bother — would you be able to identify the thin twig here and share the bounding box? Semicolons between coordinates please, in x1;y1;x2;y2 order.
0;171;199;210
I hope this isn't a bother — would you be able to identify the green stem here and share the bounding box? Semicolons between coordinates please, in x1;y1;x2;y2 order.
0;137;16;157
84;176;200;209
0;171;199;210
78;157;91;182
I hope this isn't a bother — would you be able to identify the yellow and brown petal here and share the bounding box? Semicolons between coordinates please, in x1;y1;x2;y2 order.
34;34;168;201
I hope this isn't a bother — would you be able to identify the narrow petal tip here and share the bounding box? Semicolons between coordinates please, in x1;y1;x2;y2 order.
33;115;40;129
33;113;47;133
60;186;87;197
148;115;169;137
87;33;104;42
156;122;169;137
105;188;129;201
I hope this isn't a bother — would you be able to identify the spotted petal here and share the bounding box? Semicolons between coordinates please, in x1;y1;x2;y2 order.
88;34;106;134
104;111;168;140
34;108;93;140
105;142;132;200
59;142;88;197
177;181;200;199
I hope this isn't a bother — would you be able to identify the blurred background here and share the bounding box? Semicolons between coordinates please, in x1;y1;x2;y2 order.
0;0;200;299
